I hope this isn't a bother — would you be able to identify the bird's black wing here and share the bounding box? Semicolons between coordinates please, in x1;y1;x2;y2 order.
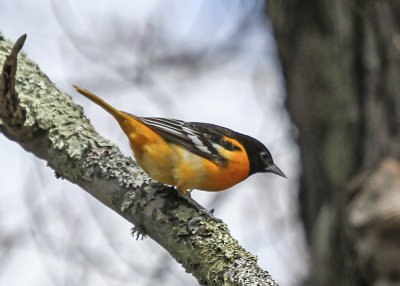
139;117;242;165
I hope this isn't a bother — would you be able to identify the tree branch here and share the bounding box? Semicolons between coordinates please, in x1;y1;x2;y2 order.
0;33;278;286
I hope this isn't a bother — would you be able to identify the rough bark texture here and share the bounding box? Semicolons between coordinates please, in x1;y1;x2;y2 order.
0;33;277;286
266;1;400;285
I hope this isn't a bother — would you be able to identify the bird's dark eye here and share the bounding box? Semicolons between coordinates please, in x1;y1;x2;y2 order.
260;151;272;163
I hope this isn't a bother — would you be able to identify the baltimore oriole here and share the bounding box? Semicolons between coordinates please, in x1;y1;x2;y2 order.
74;86;286;194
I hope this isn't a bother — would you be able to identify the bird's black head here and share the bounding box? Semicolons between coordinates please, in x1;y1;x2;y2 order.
238;134;286;178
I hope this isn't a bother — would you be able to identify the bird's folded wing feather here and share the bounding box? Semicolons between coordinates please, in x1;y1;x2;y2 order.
139;117;230;164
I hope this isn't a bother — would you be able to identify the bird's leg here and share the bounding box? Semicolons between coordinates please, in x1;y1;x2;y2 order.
175;188;222;223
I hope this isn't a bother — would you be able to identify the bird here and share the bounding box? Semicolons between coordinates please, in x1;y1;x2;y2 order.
73;85;286;194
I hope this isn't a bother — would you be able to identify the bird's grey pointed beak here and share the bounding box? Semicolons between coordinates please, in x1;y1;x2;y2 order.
265;164;286;178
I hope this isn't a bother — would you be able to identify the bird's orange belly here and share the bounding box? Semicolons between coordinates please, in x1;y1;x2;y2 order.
132;138;177;186
170;146;250;192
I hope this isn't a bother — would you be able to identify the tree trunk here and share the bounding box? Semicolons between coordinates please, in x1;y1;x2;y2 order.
266;1;400;285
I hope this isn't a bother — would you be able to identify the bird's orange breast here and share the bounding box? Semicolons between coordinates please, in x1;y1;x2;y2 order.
168;137;250;192
194;137;250;191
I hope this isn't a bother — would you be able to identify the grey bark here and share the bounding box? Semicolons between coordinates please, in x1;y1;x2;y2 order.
0;33;277;286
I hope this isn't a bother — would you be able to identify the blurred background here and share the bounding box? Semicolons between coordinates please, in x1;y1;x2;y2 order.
0;1;309;285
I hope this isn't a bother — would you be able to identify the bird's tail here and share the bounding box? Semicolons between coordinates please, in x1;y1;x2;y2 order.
73;85;125;122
